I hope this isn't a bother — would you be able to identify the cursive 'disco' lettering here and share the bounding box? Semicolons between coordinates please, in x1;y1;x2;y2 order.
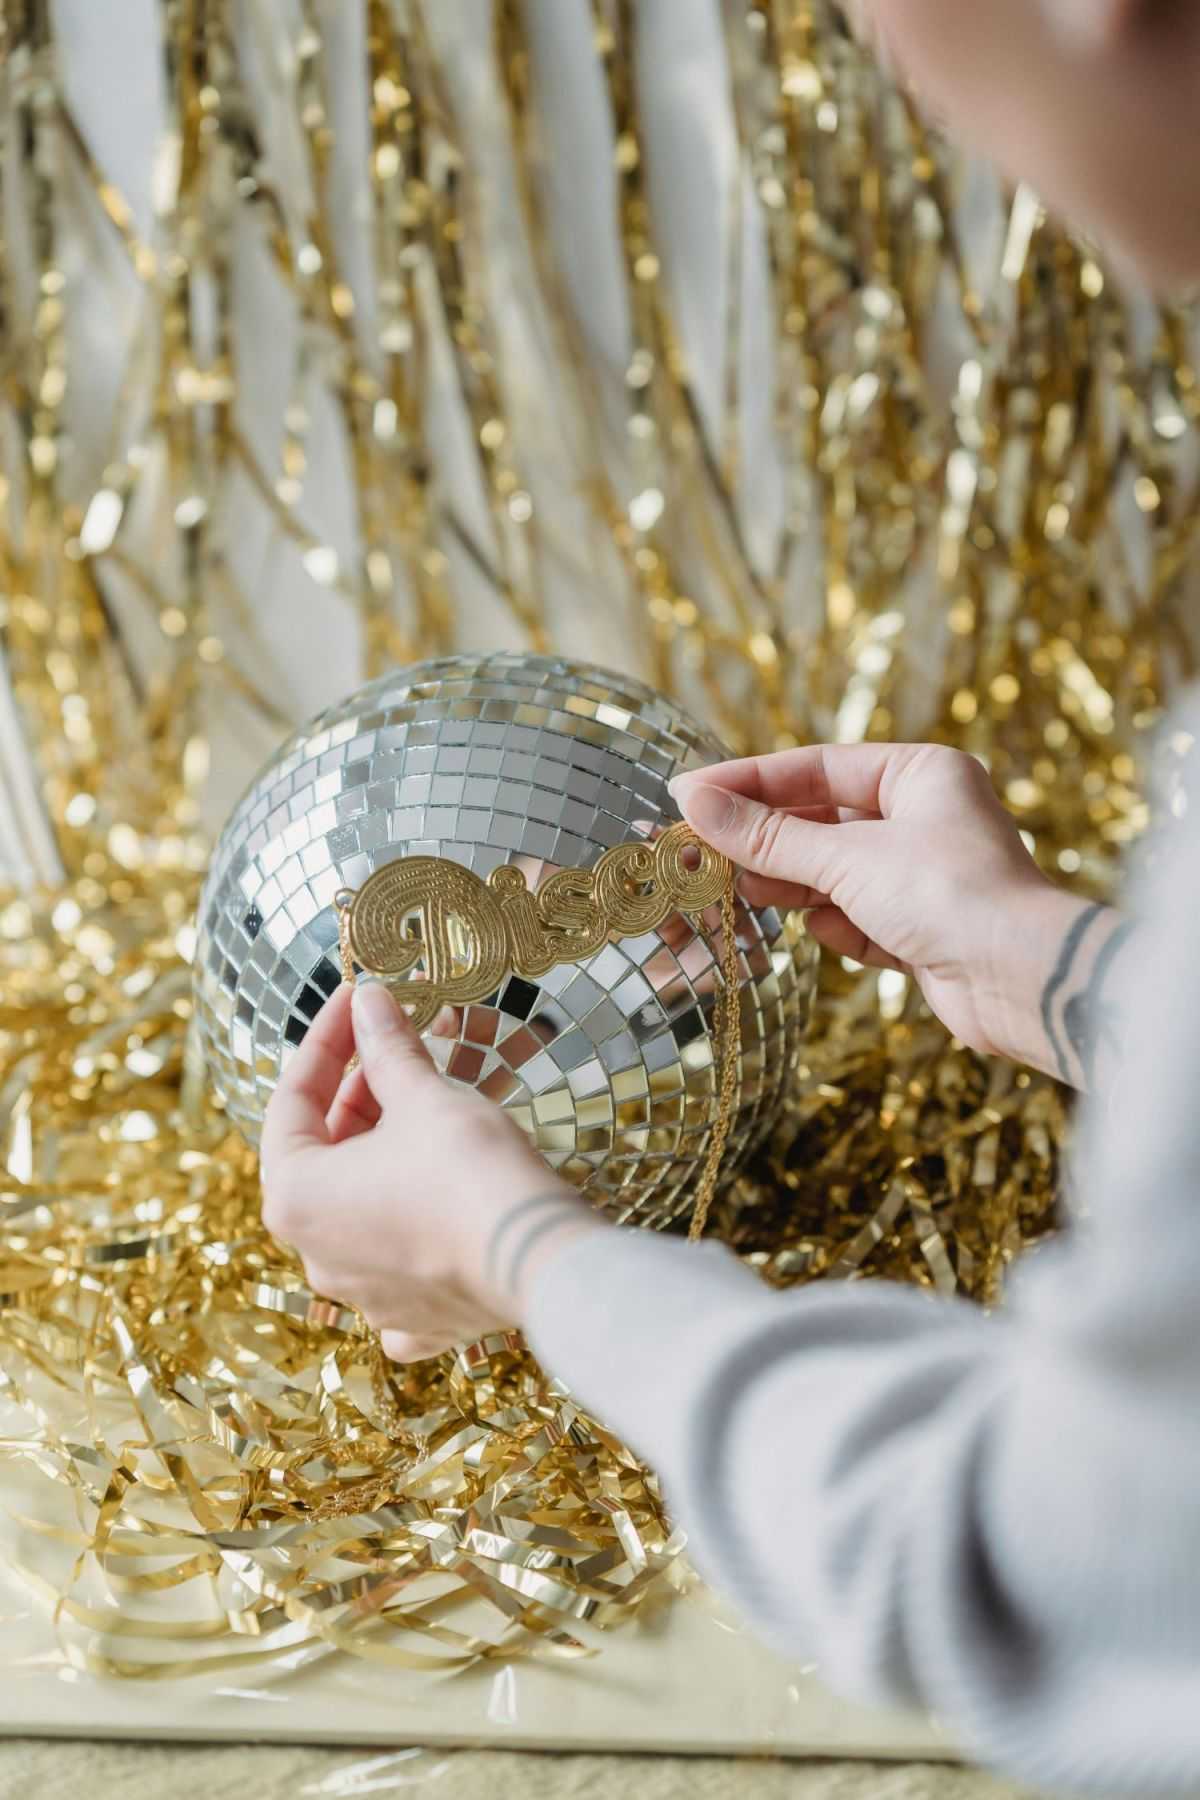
337;820;731;1028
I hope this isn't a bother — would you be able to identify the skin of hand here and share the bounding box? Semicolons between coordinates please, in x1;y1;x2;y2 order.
260;981;605;1363
671;742;1117;1083
860;0;1200;289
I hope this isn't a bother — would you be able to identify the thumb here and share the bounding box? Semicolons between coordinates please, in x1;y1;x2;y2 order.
350;980;438;1109
674;781;844;890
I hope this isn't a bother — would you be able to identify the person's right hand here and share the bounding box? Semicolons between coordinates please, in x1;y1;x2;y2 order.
671;743;1125;1087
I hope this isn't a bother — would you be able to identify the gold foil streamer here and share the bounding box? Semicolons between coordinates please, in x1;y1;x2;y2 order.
0;0;1197;1678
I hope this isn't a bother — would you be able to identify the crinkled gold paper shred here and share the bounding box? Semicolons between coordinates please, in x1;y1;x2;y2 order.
0;0;1197;1678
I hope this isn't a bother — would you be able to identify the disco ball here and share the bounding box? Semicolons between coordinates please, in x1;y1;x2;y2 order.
194;653;817;1229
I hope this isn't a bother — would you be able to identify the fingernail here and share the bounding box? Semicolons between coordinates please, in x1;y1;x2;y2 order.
677;783;738;839
352;979;397;1039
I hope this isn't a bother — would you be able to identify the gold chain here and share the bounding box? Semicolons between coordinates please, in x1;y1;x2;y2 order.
336;886;356;988
687;878;742;1242
334;864;742;1243
335;888;360;1073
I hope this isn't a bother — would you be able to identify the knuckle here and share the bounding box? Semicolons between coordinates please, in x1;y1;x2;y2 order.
886;743;994;817
916;743;979;790
378;1040;427;1087
371;1038;405;1074
743;805;786;871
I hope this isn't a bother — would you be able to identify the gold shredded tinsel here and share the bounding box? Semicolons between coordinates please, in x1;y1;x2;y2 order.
0;1;1198;1679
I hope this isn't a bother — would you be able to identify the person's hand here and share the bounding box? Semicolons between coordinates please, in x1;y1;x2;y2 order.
671;743;1126;1087
260;981;605;1362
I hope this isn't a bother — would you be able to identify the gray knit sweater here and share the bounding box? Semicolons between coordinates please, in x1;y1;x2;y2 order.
527;739;1200;1800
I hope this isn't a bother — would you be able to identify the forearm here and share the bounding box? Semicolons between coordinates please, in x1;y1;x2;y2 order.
976;883;1134;1090
524;1228;997;1693
525;1225;1200;1798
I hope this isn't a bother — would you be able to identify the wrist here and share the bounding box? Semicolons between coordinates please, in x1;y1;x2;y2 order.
476;1180;607;1324
508;1206;607;1321
975;880;1120;1081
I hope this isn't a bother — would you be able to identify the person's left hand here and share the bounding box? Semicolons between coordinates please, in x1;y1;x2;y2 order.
259;981;603;1362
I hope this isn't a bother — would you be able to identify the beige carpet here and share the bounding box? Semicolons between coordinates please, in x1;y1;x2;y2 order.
0;1743;1049;1800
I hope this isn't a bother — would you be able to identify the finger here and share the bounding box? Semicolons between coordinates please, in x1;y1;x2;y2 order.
780;804;878;826
380;1329;456;1365
804;905;906;972
673;781;877;890
430;1004;460;1039
674;800;875;833
328;998;458;1139
738;872;832;913
326;1064;382;1143
672;744;921;817
657;908;695;953
261;983;356;1164
477;1015;553;1099
351;980;440;1109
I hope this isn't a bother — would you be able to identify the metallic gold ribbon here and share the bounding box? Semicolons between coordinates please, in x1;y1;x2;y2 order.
0;0;1195;1681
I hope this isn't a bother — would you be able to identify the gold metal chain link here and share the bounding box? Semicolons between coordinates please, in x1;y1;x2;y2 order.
687;878;742;1243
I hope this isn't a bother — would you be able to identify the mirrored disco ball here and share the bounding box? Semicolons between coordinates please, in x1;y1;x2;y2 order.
194;653;817;1229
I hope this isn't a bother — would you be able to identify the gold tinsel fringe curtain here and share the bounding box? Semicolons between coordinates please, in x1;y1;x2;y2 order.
0;0;1196;1679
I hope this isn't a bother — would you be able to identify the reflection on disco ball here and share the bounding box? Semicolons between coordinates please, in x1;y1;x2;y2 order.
194;653;817;1229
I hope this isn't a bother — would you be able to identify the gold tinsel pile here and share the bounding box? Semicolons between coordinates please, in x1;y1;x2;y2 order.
0;1;1197;1678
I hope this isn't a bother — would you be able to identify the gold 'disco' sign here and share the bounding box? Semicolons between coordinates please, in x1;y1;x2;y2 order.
334;821;732;1030
332;820;742;1240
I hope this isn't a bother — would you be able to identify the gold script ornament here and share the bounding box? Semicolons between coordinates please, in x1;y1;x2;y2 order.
333;823;742;1241
338;822;732;1031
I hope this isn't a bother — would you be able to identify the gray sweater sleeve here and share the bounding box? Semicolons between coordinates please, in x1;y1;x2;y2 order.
525;748;1200;1800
